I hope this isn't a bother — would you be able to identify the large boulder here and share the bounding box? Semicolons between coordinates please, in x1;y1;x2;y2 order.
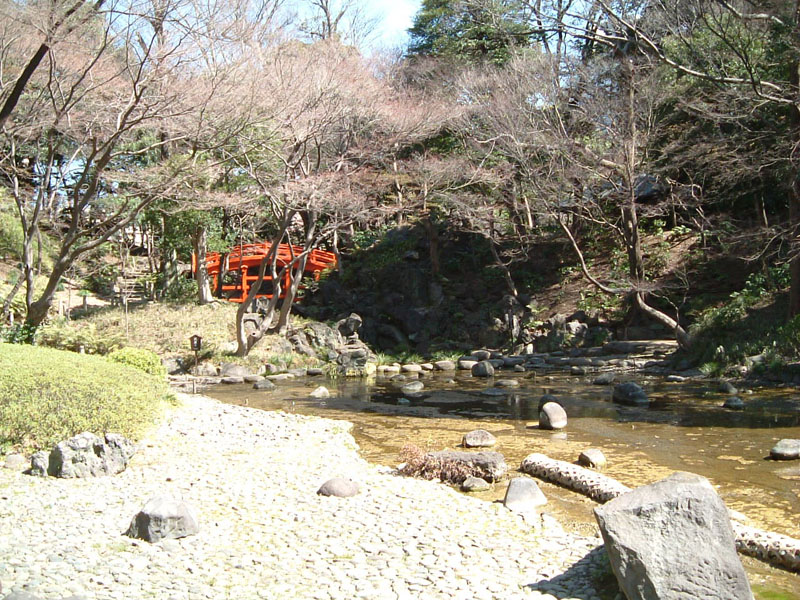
126;496;199;543
612;382;649;405
31;432;135;478
594;472;752;600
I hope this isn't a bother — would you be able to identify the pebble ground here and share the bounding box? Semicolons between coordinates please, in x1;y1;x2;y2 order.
0;395;612;600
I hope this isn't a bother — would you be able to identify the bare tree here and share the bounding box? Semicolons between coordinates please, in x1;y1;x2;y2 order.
0;0;285;329
295;0;379;48
457;50;692;346
519;0;800;318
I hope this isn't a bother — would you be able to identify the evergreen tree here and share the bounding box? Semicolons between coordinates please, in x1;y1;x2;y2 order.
407;0;532;65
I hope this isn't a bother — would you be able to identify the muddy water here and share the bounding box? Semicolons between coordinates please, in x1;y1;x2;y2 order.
207;370;800;598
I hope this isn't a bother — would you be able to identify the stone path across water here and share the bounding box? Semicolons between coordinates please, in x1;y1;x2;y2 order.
0;395;610;600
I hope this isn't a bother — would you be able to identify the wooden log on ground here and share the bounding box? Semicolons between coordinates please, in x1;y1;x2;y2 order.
520;452;800;572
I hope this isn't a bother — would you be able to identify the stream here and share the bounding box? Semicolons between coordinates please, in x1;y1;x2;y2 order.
206;369;800;599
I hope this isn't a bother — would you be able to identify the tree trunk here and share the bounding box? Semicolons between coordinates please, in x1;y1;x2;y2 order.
25;256;70;329
193;227;213;305
424;217;440;278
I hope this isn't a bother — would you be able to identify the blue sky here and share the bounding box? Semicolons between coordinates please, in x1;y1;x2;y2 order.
369;0;421;49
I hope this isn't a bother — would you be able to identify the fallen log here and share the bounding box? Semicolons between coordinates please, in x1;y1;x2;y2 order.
520;452;800;572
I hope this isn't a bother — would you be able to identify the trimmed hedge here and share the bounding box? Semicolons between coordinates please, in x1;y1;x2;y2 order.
107;347;167;378
0;343;172;451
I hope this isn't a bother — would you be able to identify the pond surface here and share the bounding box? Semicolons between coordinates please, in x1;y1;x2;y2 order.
207;369;800;598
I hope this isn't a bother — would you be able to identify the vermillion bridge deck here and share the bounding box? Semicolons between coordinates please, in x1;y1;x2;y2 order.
192;242;337;303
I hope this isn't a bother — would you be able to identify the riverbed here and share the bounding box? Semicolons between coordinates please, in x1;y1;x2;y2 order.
207;369;800;599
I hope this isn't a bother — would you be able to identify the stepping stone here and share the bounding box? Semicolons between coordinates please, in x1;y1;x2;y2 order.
770;439;800;460
462;430;497;448
317;478;360;498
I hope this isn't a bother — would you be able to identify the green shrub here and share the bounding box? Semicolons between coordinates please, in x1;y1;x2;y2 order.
38;320;124;355
0;343;173;451
107;347;166;378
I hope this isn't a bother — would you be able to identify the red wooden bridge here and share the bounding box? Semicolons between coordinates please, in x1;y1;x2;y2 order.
192;242;337;303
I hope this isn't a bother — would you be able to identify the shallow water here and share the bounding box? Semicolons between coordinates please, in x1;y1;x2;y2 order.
207;370;800;598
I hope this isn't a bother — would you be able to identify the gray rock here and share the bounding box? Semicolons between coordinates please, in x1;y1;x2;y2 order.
723;396;745;410
718;380;738;394
2;593;44;600
539;402;568;430
471;360;495;377
243;374;264;383
594;472;752;600
401;363;422;373
253;379;276;391
219;363;251;378
400;380;425;394
665;375;686;383
578;448;607;469
29;451;49;476
537;394;561;412
503;477;547;513
43;432;135;478
162;357;186;375
433;360;456;371
457;359;477;370
502;356;525;367
397;398;411;405
221;376;244;384
307;368;323;376
3;453;27;471
309;386;330;399
513;364;526;372
612;382;649;405
317;477;360;498
480;387;507;396
461;476;490;492
593;372;616;385
336;313;363;338
770;439;800;460
471;350;492;361
195;362;218;376
126;496;199;543
495;379;519;388
462;430;497;448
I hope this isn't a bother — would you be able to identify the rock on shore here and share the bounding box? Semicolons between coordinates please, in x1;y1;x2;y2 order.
0;395;607;600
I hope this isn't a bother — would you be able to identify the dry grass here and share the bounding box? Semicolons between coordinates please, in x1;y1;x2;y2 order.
398;444;478;485
46;301;320;369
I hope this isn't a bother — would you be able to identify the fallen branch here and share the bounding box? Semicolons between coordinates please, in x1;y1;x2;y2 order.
520;452;800;572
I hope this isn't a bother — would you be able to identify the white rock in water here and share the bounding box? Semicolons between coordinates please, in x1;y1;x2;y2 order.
309;386;330;399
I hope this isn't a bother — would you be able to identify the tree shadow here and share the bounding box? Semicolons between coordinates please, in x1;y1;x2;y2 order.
523;545;620;600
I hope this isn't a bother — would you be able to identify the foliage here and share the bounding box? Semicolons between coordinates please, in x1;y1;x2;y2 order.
408;0;533;65
687;265;793;369
107;347;166;378
0;343;172;451
38;320;124;355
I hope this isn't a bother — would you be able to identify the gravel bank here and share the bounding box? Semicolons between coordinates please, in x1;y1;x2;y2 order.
0;394;610;600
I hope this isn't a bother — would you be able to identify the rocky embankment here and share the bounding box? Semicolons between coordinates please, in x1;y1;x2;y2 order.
0;395;611;600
